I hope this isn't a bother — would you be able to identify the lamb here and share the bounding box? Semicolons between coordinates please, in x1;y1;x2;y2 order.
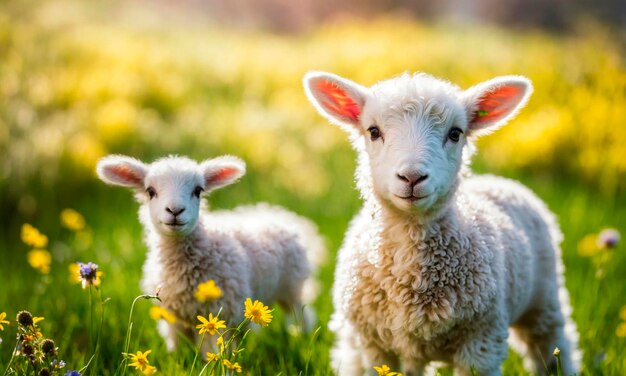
96;154;325;351
303;71;581;376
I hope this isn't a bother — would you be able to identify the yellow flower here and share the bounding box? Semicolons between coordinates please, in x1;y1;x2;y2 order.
217;336;225;353
620;306;626;321
244;298;273;327
33;316;44;325
129;350;152;372
196;313;226;335
149;306;176;324
374;364;402;376
21;224;48;248
195;280;223;303
142;365;157;375
617;322;626;338
27;250;52;274
60;208;86;231
0;312;9;331
223;359;242;373
577;234;600;257
69;263;81;284
206;352;219;362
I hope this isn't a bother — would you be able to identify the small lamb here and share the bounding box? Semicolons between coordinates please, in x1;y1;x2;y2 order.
97;154;324;351
303;71;581;375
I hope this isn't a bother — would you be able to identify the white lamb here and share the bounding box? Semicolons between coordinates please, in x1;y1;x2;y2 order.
303;71;581;375
96;154;324;351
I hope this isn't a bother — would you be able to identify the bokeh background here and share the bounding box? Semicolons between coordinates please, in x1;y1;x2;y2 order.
1;0;625;374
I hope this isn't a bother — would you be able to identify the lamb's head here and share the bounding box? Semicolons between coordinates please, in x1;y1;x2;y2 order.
97;155;245;236
303;71;532;218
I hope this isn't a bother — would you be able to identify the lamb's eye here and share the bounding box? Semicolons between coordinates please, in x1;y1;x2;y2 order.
367;125;382;141
193;186;204;198
448;127;463;143
146;187;157;199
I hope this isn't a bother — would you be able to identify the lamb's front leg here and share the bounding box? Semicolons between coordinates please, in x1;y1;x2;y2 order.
157;321;179;352
452;319;508;376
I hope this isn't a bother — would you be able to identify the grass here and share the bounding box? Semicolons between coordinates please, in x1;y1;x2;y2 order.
1;0;626;374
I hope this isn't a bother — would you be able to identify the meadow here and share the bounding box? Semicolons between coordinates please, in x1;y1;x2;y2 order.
0;1;625;375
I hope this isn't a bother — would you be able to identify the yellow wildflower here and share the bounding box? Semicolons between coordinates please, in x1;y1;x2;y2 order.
27;250;52;274
194;280;223;303
223;359;242;373
617;323;626;338
620;306;626;321
69;263;81;284
206;352;219;362
577;234;600;257
244;298;273;327
33;316;44;325
374;364;402;376
196;313;226;335
60;208;86;231
21;224;48;248
217;336;225;353
149;306;176;324
0;312;9;331
142;365;157;375
129;350;152;372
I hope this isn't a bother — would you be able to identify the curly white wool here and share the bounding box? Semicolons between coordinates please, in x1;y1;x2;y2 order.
304;71;581;376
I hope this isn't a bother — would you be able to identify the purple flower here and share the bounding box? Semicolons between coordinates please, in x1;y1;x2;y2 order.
78;262;98;280
64;371;81;376
597;228;620;249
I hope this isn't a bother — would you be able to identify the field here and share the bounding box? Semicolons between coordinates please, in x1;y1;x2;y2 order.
1;1;625;375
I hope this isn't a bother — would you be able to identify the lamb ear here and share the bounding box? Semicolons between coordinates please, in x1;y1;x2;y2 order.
201;156;246;191
303;71;369;132
462;76;533;135
96;155;147;189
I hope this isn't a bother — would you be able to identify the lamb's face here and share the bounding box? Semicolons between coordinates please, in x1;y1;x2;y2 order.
361;77;468;214
144;161;205;237
304;71;532;218
97;155;246;237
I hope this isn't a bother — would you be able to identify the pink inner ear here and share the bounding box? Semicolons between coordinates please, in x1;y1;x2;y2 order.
208;167;239;185
471;85;523;124
315;80;361;122
109;165;143;186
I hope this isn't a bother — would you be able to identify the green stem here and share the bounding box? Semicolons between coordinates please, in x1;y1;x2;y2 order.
188;333;206;376
2;338;19;376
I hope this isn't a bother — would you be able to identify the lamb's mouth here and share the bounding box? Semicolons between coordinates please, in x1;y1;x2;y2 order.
163;221;187;227
395;194;429;202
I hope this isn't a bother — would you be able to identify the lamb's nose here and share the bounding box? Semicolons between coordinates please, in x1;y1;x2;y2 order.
166;206;185;216
397;169;429;187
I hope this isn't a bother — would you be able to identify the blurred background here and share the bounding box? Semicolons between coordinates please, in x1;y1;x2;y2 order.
0;0;625;374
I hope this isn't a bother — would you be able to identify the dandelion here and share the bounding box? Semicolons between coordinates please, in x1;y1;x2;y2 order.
206;352;219;361
223;359;242;373
597;228;620;249
373;364;402;376
194;280;223;302
60;208;86;231
244;298;273;327
28;249;52;274
617;323;626;338
77;262;103;288
196;313;226;335
21;223;48;248
0;312;9;331
128;350;153;373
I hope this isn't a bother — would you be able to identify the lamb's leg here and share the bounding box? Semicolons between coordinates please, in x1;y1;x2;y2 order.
330;322;366;376
157;321;179;352
453;318;508;376
402;358;427;376
510;305;579;376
